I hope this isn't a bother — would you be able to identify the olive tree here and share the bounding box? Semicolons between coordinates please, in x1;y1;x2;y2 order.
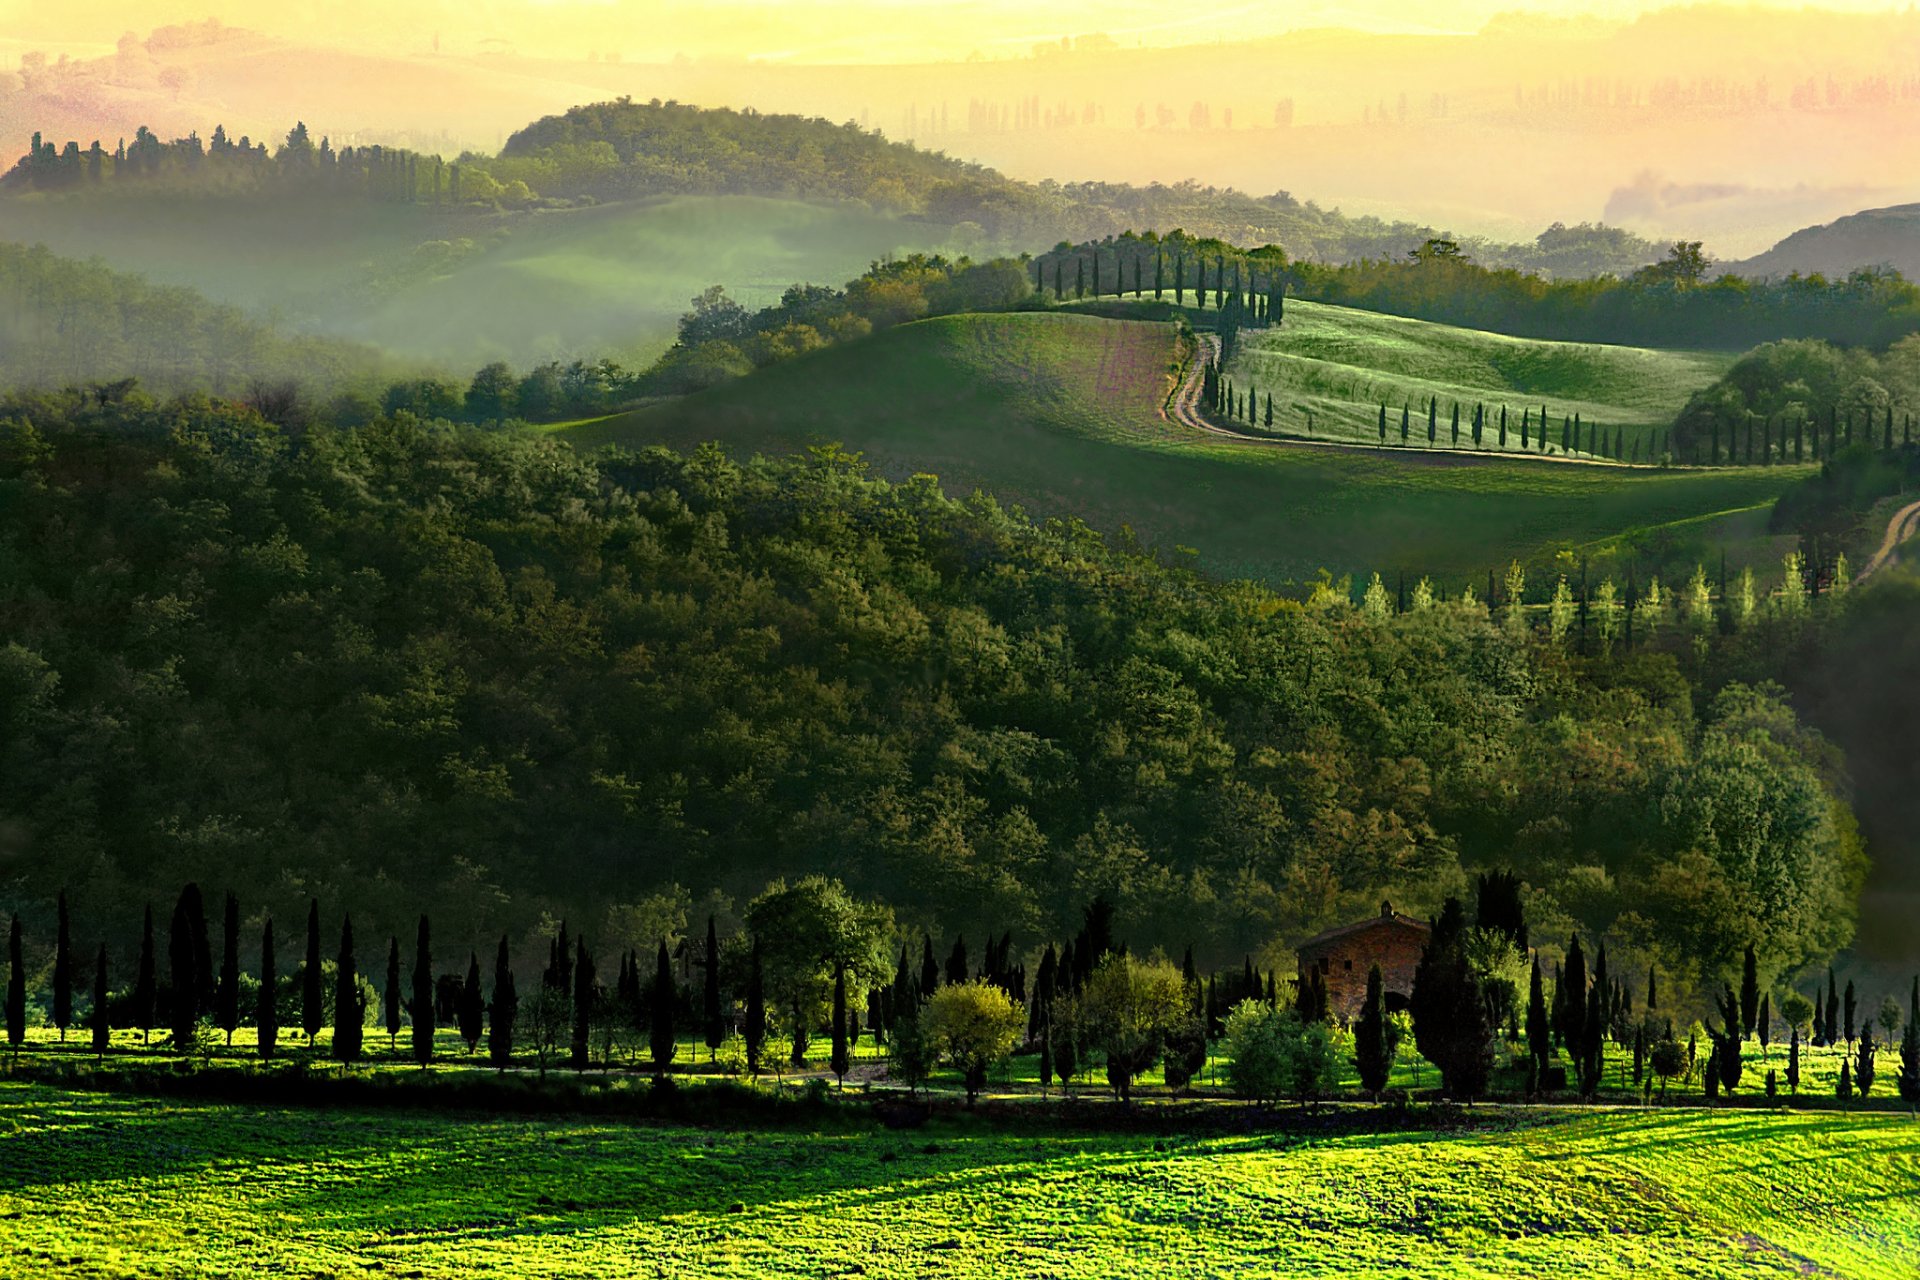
924;981;1025;1106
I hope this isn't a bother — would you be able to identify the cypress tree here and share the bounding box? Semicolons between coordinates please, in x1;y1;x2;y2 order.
53;890;71;1040
257;917;277;1061
172;889;204;1051
946;936;968;986
334;915;363;1064
489;935;516;1070
4;917;20;1053
1845;979;1858;1045
384;936;402;1050
1786;1024;1800;1094
1526;955;1550;1077
572;936;596;1071
1354;964;1393;1096
703;915;723;1060
91;943;109;1058
133;905;156;1044
1579;943;1608;1097
1559;935;1587;1053
744;934;766;1074
893;944;917;1030
1153;250;1163;300
1173;252;1184;306
920;934;938;997
1857;1026;1876;1096
1401;403;1410;443
411;915;434;1065
1379;403;1387;441
831;962;850;1087
1897;975;1920;1103
1838;1056;1852;1101
1740;943;1759;1040
650;939;674;1072
1427;398;1437;443
1075;256;1084;299
216;891;240;1045
301;898;322;1045
1760;992;1772;1053
459;953;484;1052
1450;402;1460;445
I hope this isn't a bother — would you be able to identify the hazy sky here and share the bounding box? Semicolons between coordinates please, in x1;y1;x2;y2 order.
9;1;1915;62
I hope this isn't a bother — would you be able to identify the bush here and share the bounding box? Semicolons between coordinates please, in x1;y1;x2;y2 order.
1221;1001;1337;1106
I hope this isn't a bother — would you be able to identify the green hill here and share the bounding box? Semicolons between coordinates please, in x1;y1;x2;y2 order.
569;310;1805;585
1221;299;1733;457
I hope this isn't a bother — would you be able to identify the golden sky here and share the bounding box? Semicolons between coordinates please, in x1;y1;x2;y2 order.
5;1;1911;63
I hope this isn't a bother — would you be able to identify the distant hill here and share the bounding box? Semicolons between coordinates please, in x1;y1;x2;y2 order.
1733;204;1920;282
567;309;1800;585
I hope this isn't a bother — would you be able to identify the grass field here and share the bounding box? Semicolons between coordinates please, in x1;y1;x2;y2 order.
1;1082;1913;1279
1218;300;1732;460
0;193;982;367
568;311;1806;586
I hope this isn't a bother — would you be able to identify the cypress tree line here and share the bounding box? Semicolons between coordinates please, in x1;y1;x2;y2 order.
53;890;71;1041
572;936;595;1071
334;914;363;1064
649;939;674;1072
217;891;240;1045
411;915;434;1065
301;899;322;1045
5;917;21;1053
1578;943;1608;1097
744;934;766;1074
489;936;516;1071
258;917;277;1061
830;962;850;1087
384;937;402;1049
458;953;484;1052
703;916;723;1060
91;944;109;1058
133;905;156;1044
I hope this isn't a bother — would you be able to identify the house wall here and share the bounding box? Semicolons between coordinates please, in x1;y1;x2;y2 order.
1298;922;1428;1022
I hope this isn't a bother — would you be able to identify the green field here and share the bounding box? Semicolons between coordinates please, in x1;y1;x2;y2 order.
0;193;986;367
1;1083;1913;1279
1219;299;1732;458
568;310;1806;585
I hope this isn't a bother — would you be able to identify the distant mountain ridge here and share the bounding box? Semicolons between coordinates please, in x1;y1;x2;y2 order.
1733;203;1920;281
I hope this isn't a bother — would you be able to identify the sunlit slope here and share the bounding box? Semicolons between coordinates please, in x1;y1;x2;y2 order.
0;193;977;366
1225;299;1733;456
567;312;1802;585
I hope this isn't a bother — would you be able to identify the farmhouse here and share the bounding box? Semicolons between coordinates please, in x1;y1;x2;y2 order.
1296;901;1431;1022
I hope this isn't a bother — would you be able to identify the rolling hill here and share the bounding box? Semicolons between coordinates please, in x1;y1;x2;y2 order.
1733;203;1920;282
566;309;1807;586
1219;299;1732;458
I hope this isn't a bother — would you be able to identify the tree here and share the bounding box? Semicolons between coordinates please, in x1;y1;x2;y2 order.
411;915;434;1066
1708;984;1744;1094
384;937;402;1051
216;891;240;1046
830;963;850;1087
1844;980;1858;1045
53;890;71;1041
1857;1026;1876;1097
257;917;277;1061
334;915;363;1065
702;915;723;1061
301;899;323;1046
946;936;968;987
1898;976;1919;1104
458;953;484;1053
1354;964;1398;1096
1223;1000;1337;1105
745;934;767;1075
1411;899;1494;1100
1078;953;1187;1103
888;1007;936;1097
744;877;892;1069
650;939;675;1073
173;888;207;1051
572;937;596;1071
1577;942;1608;1097
924;981;1024;1106
489;935;517;1071
4;918;20;1054
1558;935;1587;1052
1650;1037;1685;1101
1525;955;1551;1080
90;944;109;1058
1786;1024;1800;1095
1740;943;1759;1040
465;361;518;423
133;905;156;1045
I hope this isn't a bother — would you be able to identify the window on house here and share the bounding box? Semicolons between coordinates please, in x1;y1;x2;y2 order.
1318;957;1330;974
1344;959;1353;972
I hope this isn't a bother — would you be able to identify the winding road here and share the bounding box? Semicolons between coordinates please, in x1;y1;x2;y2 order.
1861;497;1920;580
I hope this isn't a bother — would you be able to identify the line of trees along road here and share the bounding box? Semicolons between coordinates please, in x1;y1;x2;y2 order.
13;880;1918;1111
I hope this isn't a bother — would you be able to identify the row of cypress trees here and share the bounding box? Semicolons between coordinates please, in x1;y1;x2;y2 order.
1037;245;1287;324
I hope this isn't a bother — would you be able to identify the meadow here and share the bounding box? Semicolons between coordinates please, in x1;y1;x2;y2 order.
1219;298;1733;459
0;1081;1914;1279
571;310;1806;585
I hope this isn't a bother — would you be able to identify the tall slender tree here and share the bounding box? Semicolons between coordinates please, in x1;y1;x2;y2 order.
1897;976;1920;1104
171;889;203;1051
745;934;766;1075
217;891;240;1046
1740;943;1759;1040
649;939;674;1073
410;914;434;1066
53;890;71;1041
1844;979;1858;1045
570;937;594;1071
4;917;21;1054
133;905;157;1044
91;943;109;1058
384;936;402;1051
920;934;938;997
1354;964;1395;1097
458;953;484;1053
489;935;517;1071
301;899;323;1046
831;962;850;1087
257;917;277;1060
334;915;363;1064
1526;955;1551;1080
703;916;723;1061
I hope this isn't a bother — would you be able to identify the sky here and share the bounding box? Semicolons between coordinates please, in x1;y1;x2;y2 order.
6;1;1914;63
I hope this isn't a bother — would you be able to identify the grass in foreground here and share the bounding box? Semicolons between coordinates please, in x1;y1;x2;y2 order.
569;311;1805;585
0;1084;1914;1279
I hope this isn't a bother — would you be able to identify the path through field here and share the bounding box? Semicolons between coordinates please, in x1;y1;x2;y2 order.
1861;497;1920;579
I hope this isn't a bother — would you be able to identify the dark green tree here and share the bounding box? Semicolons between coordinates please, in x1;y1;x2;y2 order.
830;962;850;1086
1844;979;1857;1045
1525;955;1551;1078
301;898;323;1046
53;890;71;1041
334;914;363;1064
458;952;484;1052
1409;898;1493;1100
384;937;402;1050
91;944;109;1058
572;936;596;1071
216;891;240;1046
1786;1024;1800;1094
1354;963;1396;1096
257;917;277;1061
489;935;517;1071
1740;943;1759;1039
411;915;434;1066
4;918;20;1054
133;905;156;1044
649;939;674;1072
920;934;939;998
1857;1026;1876;1097
745;934;766;1074
1558;935;1587;1053
1897;976;1919;1104
703;915;723;1060
172;888;205;1051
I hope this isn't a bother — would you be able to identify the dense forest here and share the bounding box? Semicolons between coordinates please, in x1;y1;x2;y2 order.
6;99;1664;275
0;389;1865;1015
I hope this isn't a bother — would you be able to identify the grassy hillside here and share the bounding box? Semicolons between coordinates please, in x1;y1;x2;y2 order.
0;193;985;367
571;311;1805;585
1222;299;1732;457
2;1086;1913;1278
